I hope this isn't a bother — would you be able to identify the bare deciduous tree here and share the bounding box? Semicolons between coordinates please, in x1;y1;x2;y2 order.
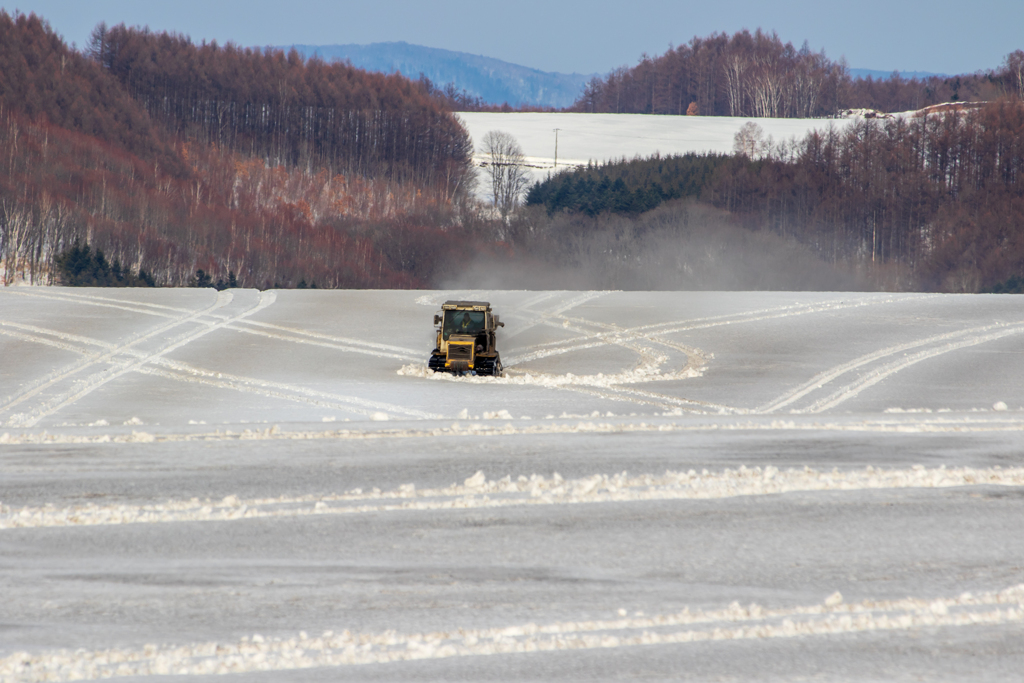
1006;50;1024;100
733;122;766;158
723;54;747;116
481;130;529;220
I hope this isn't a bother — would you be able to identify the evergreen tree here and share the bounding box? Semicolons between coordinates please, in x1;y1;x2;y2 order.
190;269;214;288
138;267;156;287
54;241;155;287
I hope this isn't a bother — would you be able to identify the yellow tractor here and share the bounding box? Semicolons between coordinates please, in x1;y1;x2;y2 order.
428;300;504;376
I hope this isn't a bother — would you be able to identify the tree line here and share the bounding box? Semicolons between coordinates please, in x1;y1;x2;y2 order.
572;29;1023;117
526;154;732;215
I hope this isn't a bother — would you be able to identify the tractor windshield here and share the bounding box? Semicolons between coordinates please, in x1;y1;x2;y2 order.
443;310;485;340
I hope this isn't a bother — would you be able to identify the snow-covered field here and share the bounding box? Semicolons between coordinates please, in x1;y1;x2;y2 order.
2;287;1024;681
457;112;854;190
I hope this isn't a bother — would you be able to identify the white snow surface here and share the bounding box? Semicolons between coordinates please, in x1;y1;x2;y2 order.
3;288;1024;681
457;112;858;191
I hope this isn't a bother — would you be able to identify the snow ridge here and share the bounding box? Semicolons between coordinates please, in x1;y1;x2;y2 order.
3;412;1024;448
4;464;1021;530
4;584;1022;680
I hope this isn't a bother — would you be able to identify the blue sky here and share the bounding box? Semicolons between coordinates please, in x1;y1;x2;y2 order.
4;0;1021;76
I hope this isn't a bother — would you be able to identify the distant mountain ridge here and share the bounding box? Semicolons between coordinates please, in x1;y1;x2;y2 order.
287;42;948;109
288;42;597;109
849;68;945;80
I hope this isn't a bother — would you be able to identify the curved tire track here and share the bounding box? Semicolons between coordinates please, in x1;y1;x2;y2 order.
760;320;1024;414
798;323;1024;413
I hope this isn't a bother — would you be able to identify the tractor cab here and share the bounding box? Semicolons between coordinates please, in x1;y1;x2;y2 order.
428;301;503;376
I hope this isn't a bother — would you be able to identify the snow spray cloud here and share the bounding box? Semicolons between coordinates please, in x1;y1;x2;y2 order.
441;202;863;291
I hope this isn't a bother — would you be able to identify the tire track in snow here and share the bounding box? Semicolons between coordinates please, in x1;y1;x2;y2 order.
546;291;608;315
502;338;717;412
0;325;109;359
0;322;117;352
530;317;725;411
0;321;436;420
9;291;274;428
507;295;926;366
400;355;710;410
4;289;187;319
801;323;1024;413
7;288;202;315
626;295;919;336
493;295;933;412
515;290;561;308
481;289;564;344
484;306;721;411
501;296;911;391
137;360;441;419
498;291;609;344
503;307;690;387
227;319;421;361
760;321;1024;414
4;464;1021;530
759;320;1024;413
505;296;852;360
6;289;422;361
0;292;233;424
3;585;1022;680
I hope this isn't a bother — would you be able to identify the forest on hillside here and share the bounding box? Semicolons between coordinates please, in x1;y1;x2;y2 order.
91;24;473;185
0;12;478;288
1;11;1023;293
571;29;1024;117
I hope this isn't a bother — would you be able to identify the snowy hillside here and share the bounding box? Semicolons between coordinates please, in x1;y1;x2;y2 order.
3;288;1024;680
458;112;857;189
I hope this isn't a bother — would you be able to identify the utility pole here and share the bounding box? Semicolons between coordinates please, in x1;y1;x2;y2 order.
553;128;560;169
